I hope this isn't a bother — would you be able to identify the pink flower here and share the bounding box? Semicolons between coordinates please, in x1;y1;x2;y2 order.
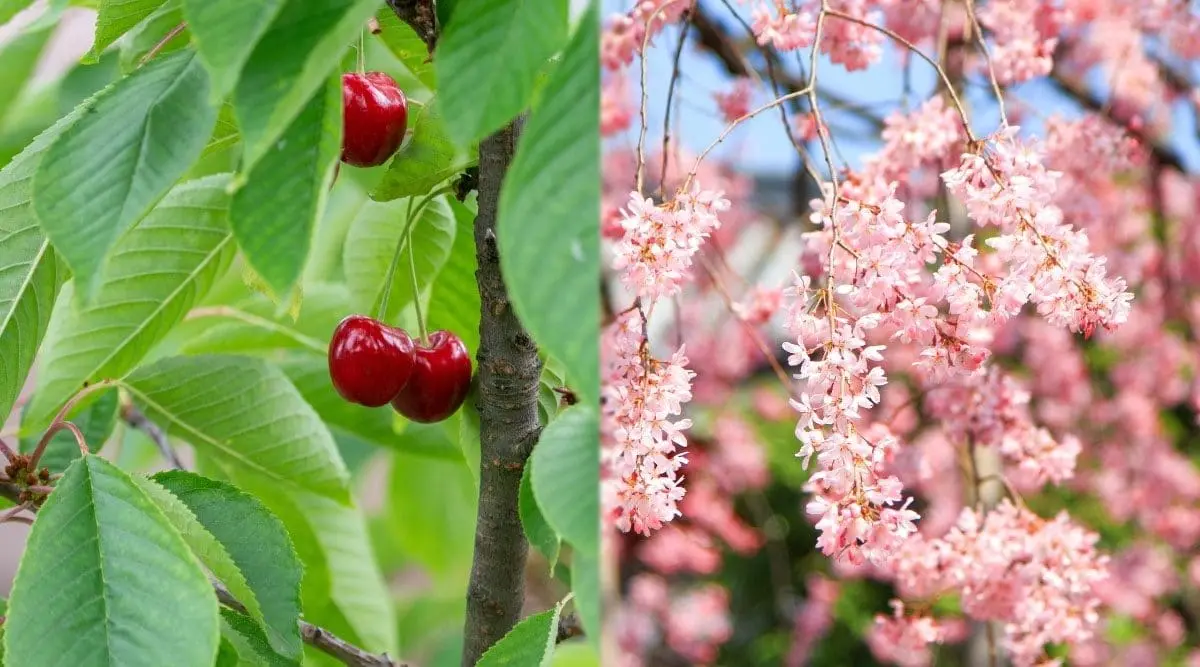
602;311;695;535
713;78;754;123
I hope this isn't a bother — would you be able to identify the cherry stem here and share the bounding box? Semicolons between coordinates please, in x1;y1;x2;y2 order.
357;28;366;74
28;381;114;470
0;503;31;524
0;437;17;463
407;237;428;344
375;185;455;325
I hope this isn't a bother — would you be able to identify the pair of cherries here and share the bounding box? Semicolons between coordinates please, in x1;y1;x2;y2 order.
328;316;472;423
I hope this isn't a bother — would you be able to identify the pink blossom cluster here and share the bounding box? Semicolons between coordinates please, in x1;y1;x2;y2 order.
749;0;817;52
713;78;754;123
866;600;963;667
782;274;920;565
602;310;695;536
977;0;1058;84
924;368;1081;487
941;127;1134;337
612;184;730;302
610;575;732;666
864;96;965;187
748;0;883;70
601;0;689;71
890;501;1109;667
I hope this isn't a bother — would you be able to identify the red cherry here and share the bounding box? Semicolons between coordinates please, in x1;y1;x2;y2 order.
341;72;408;167
391;331;472;423
328;315;416;407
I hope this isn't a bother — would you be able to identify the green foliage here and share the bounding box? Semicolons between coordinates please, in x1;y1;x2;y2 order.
0;107;72;430
386;450;477;585
124;355;352;502
531;405;599;555
154;470;305;658
476;595;569;666
344;194;456;323
24;174;235;430
183;0;286;100
89;0;169;60
520;458;561;572
0;14;54;126
231;76;341;300
374;8;437;88
4;455;220;667
232;0;379;173
34;50;218;302
372;101;473;201
434;0;568;142
497;6;599;402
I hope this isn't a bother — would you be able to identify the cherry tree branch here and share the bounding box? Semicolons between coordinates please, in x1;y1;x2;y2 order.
120;403;185;470
387;4;542;663
461;118;543;667
213;581;405;667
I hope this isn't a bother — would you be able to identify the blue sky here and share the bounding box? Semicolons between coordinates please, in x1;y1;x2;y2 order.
606;3;1200;176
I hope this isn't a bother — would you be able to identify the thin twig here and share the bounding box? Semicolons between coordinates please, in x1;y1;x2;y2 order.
658;1;696;197
961;0;1008;126
824;8;976;141
214;581;405;667
0;502;32;524
121;403;186;470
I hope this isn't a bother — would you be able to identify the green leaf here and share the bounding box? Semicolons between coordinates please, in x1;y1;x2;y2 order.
435;0;568;142
277;354;439;457
231;75;340;299
497;7;598;403
0;16;53;126
519;458;560;572
176;283;353;357
23;174;235;431
550;641;600;667
18;387;119;473
371;101;472;201
3;455;219;667
131;474;275;657
387;450;476;584
233;0;380;173
89;0;169;60
153;470;304;659
215;637;242;667
33;49;219;302
569;550;600;648
183;0;285;101
374;8;436;88
122;354;352;502
344;194;456;323
427;196;480;352
220;608;301;666
476;595;570;667
0;102;73;430
216;467;398;656
530;405;598;555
